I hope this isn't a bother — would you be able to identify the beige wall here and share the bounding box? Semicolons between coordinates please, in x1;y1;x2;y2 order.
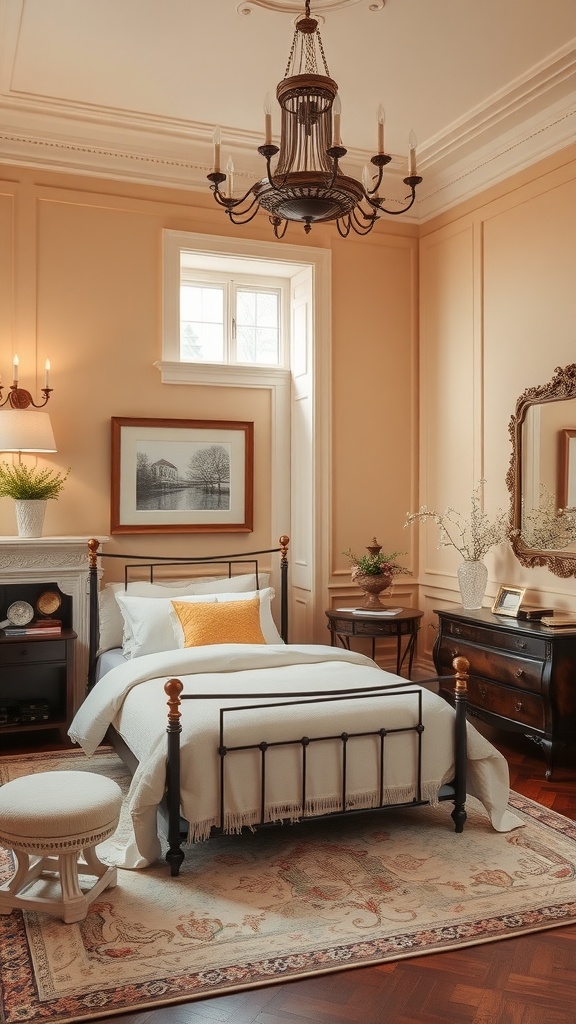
0;167;419;641
417;145;576;665
4;145;573;658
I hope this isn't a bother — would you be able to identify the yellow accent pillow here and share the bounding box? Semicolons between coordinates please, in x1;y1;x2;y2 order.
171;596;266;647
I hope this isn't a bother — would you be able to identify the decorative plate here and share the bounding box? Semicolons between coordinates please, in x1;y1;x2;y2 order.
36;590;62;617
6;601;34;626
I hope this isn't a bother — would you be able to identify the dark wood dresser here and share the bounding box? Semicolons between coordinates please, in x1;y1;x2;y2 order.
433;607;576;779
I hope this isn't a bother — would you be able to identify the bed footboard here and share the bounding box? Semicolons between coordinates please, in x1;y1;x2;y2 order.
163;657;469;876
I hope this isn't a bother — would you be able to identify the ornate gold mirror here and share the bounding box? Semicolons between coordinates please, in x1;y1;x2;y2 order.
507;364;576;577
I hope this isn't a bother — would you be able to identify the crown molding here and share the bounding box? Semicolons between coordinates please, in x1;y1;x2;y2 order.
0;44;573;222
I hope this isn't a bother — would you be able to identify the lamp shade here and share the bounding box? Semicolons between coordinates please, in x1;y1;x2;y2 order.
0;410;57;452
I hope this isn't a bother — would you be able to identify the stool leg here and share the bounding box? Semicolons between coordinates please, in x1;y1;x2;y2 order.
59;852;89;924
0;849;32;908
82;843;114;881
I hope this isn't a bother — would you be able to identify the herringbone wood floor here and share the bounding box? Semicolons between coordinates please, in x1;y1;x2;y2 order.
3;725;576;1024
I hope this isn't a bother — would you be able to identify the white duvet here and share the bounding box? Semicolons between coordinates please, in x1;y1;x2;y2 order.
69;644;523;868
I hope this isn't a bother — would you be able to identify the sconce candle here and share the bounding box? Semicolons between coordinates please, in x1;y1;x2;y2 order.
13;355;19;383
44;359;50;388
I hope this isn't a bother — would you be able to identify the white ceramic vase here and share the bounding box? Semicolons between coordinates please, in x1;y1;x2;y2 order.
457;559;488;610
15;499;47;538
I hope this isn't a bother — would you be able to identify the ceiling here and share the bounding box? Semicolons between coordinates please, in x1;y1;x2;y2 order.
0;0;575;222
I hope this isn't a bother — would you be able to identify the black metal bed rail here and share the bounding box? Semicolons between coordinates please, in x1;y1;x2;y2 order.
164;659;469;875
215;688;424;831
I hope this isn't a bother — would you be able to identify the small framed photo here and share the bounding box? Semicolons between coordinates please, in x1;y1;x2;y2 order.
492;585;526;617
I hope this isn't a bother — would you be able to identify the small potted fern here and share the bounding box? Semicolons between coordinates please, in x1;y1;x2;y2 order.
0;461;70;537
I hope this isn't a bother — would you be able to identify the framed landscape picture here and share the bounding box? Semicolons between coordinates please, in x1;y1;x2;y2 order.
110;417;254;534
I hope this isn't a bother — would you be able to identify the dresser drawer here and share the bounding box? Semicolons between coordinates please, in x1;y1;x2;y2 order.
0;640;66;665
467;677;545;732
437;639;544;694
443;619;547;660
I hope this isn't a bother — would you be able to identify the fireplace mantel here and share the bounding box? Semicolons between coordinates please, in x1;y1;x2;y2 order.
0;535;109;718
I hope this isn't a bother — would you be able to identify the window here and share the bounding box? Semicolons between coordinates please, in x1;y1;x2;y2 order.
179;268;285;367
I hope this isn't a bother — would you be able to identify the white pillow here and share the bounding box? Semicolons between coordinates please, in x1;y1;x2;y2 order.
114;592;216;659
215;588;283;644
97;572;269;654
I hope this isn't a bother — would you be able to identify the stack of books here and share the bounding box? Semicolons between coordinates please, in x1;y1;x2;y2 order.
540;615;576;629
517;606;554;621
3;619;62;637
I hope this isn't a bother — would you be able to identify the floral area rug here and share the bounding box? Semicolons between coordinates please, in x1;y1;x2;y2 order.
1;747;576;1023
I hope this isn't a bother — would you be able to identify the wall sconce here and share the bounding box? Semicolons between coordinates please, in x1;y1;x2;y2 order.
0;355;52;409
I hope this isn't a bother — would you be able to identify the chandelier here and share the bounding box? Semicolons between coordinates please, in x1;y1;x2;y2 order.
207;1;422;238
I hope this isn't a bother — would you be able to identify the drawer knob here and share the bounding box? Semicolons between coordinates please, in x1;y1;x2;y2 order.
19;649;29;658
451;647;460;658
479;685;487;700
515;669;524;678
515;700;524;713
515;640;527;650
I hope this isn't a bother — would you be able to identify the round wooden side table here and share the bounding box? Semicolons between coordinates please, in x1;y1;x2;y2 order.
325;607;424;678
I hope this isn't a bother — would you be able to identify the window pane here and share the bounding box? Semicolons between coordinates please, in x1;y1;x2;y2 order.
256;292;278;328
180;285;224;362
237;290;256;327
236;289;279;364
237;326;256;363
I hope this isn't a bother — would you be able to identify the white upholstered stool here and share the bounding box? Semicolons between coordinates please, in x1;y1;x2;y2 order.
0;770;122;924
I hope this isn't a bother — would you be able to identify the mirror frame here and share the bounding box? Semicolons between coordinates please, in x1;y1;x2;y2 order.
506;363;576;578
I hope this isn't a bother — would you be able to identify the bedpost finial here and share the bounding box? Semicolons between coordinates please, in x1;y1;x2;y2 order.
88;538;100;568
452;656;469;695
165;678;184;724
279;535;289;556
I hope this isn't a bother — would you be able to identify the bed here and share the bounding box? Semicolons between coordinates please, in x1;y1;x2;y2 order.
69;537;522;875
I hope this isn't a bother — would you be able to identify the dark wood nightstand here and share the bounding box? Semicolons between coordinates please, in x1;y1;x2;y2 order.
433;606;576;779
0;629;77;744
325;607;424;678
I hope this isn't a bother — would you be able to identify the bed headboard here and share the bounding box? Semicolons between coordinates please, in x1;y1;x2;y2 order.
87;536;290;691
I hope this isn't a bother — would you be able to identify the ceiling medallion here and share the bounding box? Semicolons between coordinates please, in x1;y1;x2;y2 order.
210;1;420;238
237;1;384;14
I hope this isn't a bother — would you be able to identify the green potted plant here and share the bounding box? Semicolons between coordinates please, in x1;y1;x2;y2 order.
0;461;70;537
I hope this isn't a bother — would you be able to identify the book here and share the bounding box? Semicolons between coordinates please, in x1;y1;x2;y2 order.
352;607;403;616
517;606;554;621
3;625;62;636
540;616;576;629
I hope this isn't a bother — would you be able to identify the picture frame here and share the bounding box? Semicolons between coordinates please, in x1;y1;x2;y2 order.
110;417;254;534
491;585;526;617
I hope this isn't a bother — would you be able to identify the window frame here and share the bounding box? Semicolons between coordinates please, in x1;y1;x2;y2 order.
170;261;289;370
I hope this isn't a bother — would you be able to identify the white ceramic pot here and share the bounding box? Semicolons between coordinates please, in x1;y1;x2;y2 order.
15;499;47;538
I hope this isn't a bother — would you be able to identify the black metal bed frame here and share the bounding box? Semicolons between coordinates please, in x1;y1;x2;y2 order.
86;538;469;877
163;660;469;876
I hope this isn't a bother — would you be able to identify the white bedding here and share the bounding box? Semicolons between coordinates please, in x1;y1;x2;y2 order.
69;644;523;868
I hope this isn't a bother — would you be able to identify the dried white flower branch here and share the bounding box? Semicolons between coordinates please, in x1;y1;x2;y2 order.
404;481;508;561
